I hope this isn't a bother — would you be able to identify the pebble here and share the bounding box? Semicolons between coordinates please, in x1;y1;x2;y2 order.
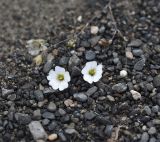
84;111;96;120
91;26;99;34
148;127;156;135
15;113;31;125
33;109;41;120
144;106;151;115
130;90;141;100
149;137;156;142
104;125;113;137
153;75;160;87
132;49;143;56
64;99;75;107
29;121;48;141
85;50;96;60
73;93;88;102
112;83;127;93
86;86;98;96
107;95;115;102
154;45;160;53
140;132;149;142
68;55;80;68
7;94;16;101
134;59;145;71
71;66;81;77
152;105;159;113
42;112;55;120
59;56;69;65
126;51;134;59
48;134;58;141
58;132;67;141
47;102;57;112
90;36;101;47
2;88;14;98
43;61;53;73
34;90;44;102
128;39;142;47
58;108;66;116
120;70;128;77
65;128;77;134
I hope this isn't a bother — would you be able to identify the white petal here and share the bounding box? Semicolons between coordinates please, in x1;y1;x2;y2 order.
97;64;103;74
59;81;69;91
93;73;102;82
64;72;71;82
81;66;89;75
83;74;94;84
49;80;59;90
55;66;65;73
47;70;56;81
86;61;97;68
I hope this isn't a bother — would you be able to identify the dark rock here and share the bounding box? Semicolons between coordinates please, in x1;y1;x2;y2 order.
90;36;101;47
80;40;90;48
73;93;88;102
132;49;143;56
84;111;96;120
86;86;98;96
140;132;149;142
42;112;55;120
43;61;53;73
58;132;67;141
42;119;50;126
1;88;14;98
15;113;31;125
144;106;151;115
154;45;160;53
48;121;57;131
153;75;160;87
59;56;69;65
34;90;44;102
68;55;80;68
134;59;145;71
152;105;159;113
128;39;142;47
104;125;113;137
65;128;77;134
71;66;81;77
112;83;127;93
85;50;96;60
47;102;57;112
58;108;66;116
33;109;41;120
7;94;16;101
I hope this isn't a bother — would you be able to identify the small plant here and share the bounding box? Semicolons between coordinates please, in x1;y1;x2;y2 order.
67;39;76;48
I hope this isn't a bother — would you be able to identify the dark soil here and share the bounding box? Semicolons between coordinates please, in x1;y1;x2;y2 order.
0;0;160;142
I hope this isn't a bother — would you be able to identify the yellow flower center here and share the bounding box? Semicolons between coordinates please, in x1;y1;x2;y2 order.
57;74;64;81
88;69;96;76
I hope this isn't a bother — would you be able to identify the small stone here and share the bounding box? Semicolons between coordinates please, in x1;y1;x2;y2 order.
86;86;98;96
132;49;143;57
107;95;115;102
152;105;159;113
2;88;14;98
7;94;16;101
85;50;96;61
34;90;44;102
104;125;113;137
64;99;76;107
128;39;142;47
58;108;66;116
130;90;141;100
84;111;96;120
29;121;48;141
47;102;57;112
112;83;127;93
59;56;69;65
153;75;160;87
15;113;31;125
126;51;134;59
91;26;99;34
140;132;149;142
149;137;156;142
42;112;55;120
120;70;128;77
148;127;156;135
73;93;88;102
65;128;77;134
90;36;101;47
144;106;151;115
77;15;82;22
48;134;58;141
152;119;160;125
43;61;53;73
33;109;41;120
33;54;43;66
134;59;145;71
58;132;67;141
154;45;160;53
71;66;81;77
68;55;80;68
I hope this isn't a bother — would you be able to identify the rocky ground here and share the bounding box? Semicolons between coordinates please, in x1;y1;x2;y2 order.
0;0;160;142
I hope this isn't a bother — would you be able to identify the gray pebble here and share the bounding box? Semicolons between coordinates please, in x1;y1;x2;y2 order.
34;90;44;102
43;61;53;73
128;39;142;47
84;111;96;120
104;125;113;137
15;113;31;125
33;109;41;120
73;93;88;102
69;55;80;68
59;56;69;65
112;83;127;93
140;132;149;142
65;128;77;135
134;59;145;71
153;75;160;87
148;127;156;135
47;102;57;112
132;49;143;56
42;112;55;120
86;86;98;96
89;36;101;47
85;50;96;61
144;106;151;115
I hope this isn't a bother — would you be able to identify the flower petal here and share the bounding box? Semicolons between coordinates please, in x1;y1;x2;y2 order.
47;70;56;81
93;73;102;82
96;64;103;74
83;74;94;84
64;72;71;82
86;61;97;68
81;66;89;75
55;66;65;73
59;81;69;91
49;80;59;90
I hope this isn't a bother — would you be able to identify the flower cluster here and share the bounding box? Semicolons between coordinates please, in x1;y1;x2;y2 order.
47;61;103;91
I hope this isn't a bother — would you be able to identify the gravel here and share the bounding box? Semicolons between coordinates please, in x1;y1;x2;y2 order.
73;93;88;102
112;83;127;93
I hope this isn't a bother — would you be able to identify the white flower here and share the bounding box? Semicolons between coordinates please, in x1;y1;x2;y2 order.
81;61;103;84
47;66;71;91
